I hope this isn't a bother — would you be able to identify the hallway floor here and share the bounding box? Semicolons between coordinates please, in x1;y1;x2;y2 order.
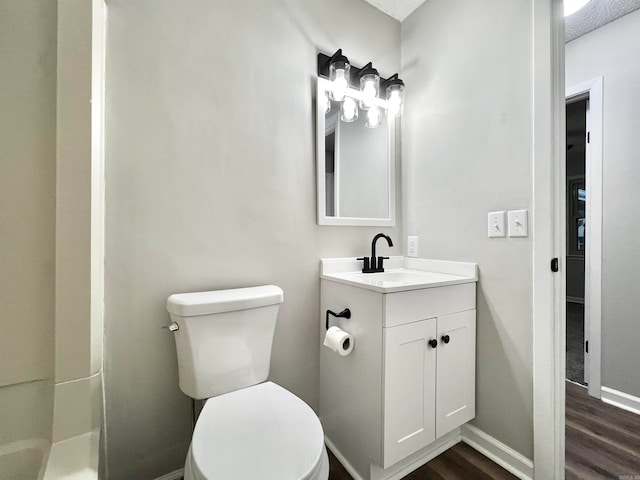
566;302;585;385
566;381;640;479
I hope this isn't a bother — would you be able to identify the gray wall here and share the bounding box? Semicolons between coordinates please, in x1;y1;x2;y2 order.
0;0;57;454
104;1;400;477
401;0;534;459
566;9;640;398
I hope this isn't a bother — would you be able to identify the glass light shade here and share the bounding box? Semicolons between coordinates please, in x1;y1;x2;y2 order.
340;97;358;123
359;73;380;110
386;83;405;117
329;63;350;102
365;106;381;128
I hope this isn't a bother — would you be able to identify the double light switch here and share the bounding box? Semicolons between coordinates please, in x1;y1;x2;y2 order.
488;209;528;238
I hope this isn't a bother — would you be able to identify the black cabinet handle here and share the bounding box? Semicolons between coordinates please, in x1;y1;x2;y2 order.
428;339;438;348
441;334;450;344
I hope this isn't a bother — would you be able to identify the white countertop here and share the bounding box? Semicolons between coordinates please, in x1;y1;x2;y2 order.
320;256;478;293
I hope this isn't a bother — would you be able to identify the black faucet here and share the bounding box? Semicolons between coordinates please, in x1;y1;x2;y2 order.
358;233;394;273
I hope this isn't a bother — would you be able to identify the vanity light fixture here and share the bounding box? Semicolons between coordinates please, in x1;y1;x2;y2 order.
317;48;405;126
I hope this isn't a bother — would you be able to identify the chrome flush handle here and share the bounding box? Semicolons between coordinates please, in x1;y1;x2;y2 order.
162;322;179;332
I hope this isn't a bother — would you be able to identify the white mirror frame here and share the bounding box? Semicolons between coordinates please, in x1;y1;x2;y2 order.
316;77;396;226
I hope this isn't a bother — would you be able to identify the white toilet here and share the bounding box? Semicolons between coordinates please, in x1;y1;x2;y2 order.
166;285;329;480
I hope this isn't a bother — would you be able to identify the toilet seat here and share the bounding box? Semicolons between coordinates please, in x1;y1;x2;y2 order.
186;382;328;480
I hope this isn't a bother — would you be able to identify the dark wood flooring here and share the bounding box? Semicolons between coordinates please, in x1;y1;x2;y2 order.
566;380;640;480
328;442;519;479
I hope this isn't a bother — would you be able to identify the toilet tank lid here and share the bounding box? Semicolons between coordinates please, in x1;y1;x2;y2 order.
167;285;283;317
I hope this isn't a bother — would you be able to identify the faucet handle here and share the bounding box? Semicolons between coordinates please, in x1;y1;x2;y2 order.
357;257;370;273
377;256;390;272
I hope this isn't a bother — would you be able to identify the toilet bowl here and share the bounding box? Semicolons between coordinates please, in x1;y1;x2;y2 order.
184;382;329;480
166;285;329;480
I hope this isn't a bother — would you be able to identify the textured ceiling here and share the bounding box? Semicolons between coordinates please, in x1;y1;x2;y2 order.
361;0;640;43
566;0;640;42
360;0;427;21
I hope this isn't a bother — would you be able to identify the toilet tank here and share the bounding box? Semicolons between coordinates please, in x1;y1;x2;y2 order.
167;285;283;399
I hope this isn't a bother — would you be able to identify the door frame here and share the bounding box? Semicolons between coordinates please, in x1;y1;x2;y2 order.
532;0;565;478
566;77;603;399
532;2;605;477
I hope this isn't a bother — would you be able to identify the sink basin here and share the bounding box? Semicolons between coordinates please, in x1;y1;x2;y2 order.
321;261;477;293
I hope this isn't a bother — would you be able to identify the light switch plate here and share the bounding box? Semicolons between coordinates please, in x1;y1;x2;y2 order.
508;209;528;237
407;236;418;257
488;211;506;238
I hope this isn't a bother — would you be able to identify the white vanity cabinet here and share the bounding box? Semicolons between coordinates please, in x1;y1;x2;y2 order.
383;309;476;467
320;257;477;480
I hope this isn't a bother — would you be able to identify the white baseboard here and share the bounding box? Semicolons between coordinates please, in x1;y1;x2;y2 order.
601;386;640;416
324;437;364;480
154;469;184;480
461;424;533;480
566;379;587;388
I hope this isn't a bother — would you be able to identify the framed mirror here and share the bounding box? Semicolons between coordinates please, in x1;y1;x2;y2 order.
316;77;396;226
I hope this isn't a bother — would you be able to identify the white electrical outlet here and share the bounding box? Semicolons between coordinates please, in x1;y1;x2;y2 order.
488;211;506;238
407;236;419;257
508;209;528;237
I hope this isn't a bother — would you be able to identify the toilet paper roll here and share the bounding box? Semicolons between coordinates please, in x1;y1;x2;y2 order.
323;326;354;356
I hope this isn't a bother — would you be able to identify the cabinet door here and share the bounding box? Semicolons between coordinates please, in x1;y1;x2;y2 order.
383;318;437;468
436;309;476;438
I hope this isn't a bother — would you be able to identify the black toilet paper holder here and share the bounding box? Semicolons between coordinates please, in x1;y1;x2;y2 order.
326;308;351;330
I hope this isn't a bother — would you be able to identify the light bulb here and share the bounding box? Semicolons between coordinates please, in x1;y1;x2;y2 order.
385;82;405;118
387;91;401;116
332;70;348;101
363;80;376;99
359;72;380;110
341;97;358;123
366;106;380;128
330;62;351;102
388;90;401;106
